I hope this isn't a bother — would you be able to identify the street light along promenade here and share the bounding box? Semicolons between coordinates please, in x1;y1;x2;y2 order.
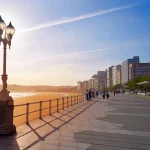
0;15;16;135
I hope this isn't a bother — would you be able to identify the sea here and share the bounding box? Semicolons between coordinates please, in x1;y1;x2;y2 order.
9;92;36;98
9;92;69;98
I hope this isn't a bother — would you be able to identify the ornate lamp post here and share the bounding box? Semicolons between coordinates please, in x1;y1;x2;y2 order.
0;16;16;135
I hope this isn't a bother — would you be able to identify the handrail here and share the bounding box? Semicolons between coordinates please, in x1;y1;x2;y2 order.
14;94;85;125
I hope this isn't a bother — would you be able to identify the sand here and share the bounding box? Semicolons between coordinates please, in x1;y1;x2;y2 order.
13;92;82;126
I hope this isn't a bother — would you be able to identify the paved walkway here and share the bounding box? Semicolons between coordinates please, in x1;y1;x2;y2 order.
1;94;150;150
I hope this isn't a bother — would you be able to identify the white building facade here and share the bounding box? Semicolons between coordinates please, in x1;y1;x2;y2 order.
112;65;121;86
106;66;113;88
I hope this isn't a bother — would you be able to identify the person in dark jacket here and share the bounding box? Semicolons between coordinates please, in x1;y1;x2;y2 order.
88;90;92;101
92;90;95;98
102;91;105;99
113;90;116;96
96;91;99;98
85;90;89;101
106;90;110;100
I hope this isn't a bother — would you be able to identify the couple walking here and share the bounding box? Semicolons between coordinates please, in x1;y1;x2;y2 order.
85;90;97;101
102;90;110;100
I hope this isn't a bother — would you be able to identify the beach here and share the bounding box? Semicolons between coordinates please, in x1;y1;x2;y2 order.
13;92;80;126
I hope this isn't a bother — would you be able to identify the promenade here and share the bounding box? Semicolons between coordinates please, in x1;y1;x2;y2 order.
1;94;150;150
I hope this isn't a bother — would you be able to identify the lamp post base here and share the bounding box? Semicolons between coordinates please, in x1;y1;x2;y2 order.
0;124;16;135
0;91;16;135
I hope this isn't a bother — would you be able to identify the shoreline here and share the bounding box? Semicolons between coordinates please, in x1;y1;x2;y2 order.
10;91;76;99
13;92;79;104
10;92;37;98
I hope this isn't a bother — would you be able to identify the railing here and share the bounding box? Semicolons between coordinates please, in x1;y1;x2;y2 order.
14;95;85;125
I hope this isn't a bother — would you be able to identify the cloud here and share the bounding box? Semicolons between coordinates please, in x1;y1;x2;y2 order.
30;48;109;63
9;48;108;71
19;3;138;33
14;38;60;48
31;48;109;72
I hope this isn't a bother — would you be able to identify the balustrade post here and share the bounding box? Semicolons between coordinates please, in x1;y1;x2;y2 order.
62;98;64;110
39;101;42;119
79;95;80;103
74;96;76;105
71;96;73;106
67;97;69;108
57;98;59;112
26;103;29;124
76;96;77;104
49;100;51;115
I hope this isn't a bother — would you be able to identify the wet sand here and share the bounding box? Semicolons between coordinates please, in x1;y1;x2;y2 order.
13;92;81;126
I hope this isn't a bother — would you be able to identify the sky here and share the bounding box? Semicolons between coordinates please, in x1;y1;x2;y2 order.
0;0;150;86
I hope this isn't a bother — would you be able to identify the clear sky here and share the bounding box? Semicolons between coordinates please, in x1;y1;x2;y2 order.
0;0;150;86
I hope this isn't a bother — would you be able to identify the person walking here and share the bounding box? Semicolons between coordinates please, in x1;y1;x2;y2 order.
88;90;92;101
106;90;110;100
96;91;99;98
93;90;95;98
113;90;116;96
85;90;89;101
102;91;105;99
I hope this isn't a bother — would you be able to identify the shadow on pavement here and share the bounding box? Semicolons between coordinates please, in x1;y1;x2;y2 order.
22;101;96;150
0;133;20;150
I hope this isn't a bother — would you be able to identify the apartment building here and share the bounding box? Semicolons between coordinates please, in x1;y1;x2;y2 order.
97;71;106;91
91;74;98;90
77;81;84;92
83;81;89;91
106;66;114;88
112;65;121;86
129;63;150;80
88;79;92;90
121;56;140;84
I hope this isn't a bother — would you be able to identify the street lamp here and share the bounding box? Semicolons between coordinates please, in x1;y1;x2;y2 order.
0;16;16;135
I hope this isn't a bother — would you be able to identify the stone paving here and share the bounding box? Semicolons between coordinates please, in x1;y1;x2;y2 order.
0;94;150;150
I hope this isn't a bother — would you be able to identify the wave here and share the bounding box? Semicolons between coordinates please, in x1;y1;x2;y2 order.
10;92;36;98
